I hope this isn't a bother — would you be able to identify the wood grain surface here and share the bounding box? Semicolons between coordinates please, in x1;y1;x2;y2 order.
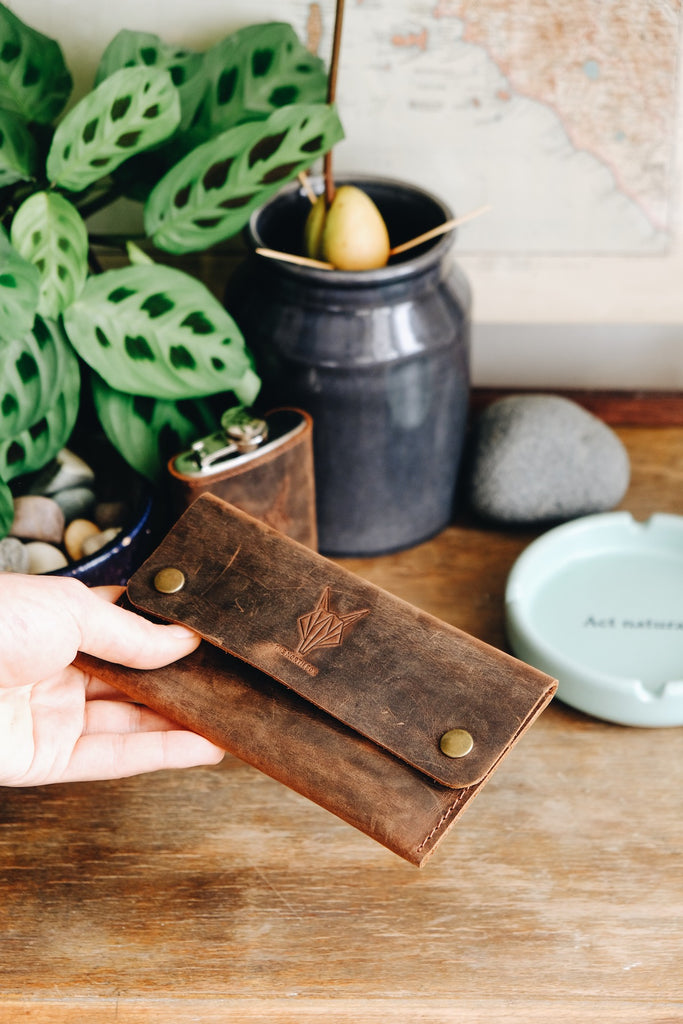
1;414;682;1023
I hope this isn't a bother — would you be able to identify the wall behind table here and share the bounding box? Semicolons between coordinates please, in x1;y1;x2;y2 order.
6;0;683;389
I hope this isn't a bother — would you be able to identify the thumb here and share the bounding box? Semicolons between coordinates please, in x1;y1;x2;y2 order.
73;583;201;669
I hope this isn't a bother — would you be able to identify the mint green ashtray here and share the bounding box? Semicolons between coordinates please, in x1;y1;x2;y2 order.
505;512;683;727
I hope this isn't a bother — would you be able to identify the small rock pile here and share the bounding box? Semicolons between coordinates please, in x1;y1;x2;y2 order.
0;448;129;575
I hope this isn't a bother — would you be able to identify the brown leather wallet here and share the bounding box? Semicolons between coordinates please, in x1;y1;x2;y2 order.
77;494;556;866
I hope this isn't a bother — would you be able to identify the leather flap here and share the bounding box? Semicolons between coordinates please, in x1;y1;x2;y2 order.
127;494;556;789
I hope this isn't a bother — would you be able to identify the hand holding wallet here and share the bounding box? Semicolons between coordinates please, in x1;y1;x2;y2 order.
76;494;556;866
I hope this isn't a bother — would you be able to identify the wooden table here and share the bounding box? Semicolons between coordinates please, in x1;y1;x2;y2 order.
1;416;682;1023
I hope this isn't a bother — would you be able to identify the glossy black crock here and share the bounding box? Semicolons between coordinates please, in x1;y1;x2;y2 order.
227;176;471;556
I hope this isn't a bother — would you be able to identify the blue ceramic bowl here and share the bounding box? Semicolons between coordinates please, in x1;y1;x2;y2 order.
50;476;157;587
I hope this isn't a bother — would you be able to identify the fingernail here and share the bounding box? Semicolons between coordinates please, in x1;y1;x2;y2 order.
166;624;200;641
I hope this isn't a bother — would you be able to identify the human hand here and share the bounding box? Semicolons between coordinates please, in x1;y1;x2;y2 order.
0;573;224;786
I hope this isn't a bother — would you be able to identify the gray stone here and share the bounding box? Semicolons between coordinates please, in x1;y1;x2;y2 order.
468;394;631;524
0;537;29;573
10;495;65;544
25;541;68;574
52;486;96;523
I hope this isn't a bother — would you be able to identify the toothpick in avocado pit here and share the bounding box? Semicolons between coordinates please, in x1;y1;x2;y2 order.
258;203;492;272
389;203;492;257
256;247;334;270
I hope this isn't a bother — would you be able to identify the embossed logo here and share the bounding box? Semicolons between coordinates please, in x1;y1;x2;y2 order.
296;587;369;655
273;587;368;675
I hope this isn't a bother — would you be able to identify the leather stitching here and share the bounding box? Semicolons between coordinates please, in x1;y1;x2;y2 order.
416;790;469;854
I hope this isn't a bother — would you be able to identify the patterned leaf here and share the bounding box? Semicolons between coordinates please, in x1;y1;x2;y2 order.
0;230;40;344
95;29;204;133
62;263;261;403
0;2;72;123
145;102;344;253
192;22;328;141
0;107;37;187
92;31;207;204
10;192;88;318
0;316;80;440
92;374;219;483
46;66;181;192
0;344;80;481
0;476;12;537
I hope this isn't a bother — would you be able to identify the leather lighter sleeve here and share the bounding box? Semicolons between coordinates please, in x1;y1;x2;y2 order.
77;494;556;866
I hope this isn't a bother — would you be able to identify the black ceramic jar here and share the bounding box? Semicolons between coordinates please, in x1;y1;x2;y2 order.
226;176;471;556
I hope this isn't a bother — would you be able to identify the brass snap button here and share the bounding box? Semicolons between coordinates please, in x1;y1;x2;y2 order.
440;728;474;758
153;567;186;594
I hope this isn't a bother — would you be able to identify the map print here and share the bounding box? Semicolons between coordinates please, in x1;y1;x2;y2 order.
284;0;681;255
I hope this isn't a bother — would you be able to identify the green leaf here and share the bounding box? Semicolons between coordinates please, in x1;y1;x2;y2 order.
62;263;261;404
0;316;80;440
0;341;80;481
0;231;40;344
193;23;328;141
10;192;88;318
92;31;205;204
0;476;12;537
92;373;219;483
145;102;344;253
46;65;181;192
0;107;37;187
95;29;204;134
0;2;72;123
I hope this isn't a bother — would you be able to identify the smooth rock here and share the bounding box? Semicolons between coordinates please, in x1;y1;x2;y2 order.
80;526;122;558
95;500;129;530
25;541;68;574
64;518;100;562
10;495;65;544
0;537;29;573
53;486;96;523
29;448;96;496
468;394;631;524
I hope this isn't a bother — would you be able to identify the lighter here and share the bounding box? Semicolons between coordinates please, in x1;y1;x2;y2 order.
168;407;317;549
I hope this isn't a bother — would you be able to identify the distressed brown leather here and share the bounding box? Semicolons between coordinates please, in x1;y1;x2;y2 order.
167;408;317;549
76;494;556;865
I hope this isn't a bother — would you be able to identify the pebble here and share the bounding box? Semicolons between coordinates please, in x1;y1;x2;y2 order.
29;448;96;496
0;536;30;573
25;541;68;574
52;486;96;523
10;495;65;545
1;445;136;576
64;518;101;562
80;526;122;558
95;500;129;530
468;394;631;524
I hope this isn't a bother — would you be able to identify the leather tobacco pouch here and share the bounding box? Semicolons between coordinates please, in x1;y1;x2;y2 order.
77;493;557;866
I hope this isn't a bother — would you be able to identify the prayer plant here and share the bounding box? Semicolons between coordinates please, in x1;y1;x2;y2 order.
0;3;343;535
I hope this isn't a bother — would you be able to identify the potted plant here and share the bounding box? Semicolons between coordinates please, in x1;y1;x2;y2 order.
0;2;343;574
226;0;474;556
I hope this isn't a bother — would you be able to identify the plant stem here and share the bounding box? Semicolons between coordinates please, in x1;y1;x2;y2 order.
324;0;345;207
